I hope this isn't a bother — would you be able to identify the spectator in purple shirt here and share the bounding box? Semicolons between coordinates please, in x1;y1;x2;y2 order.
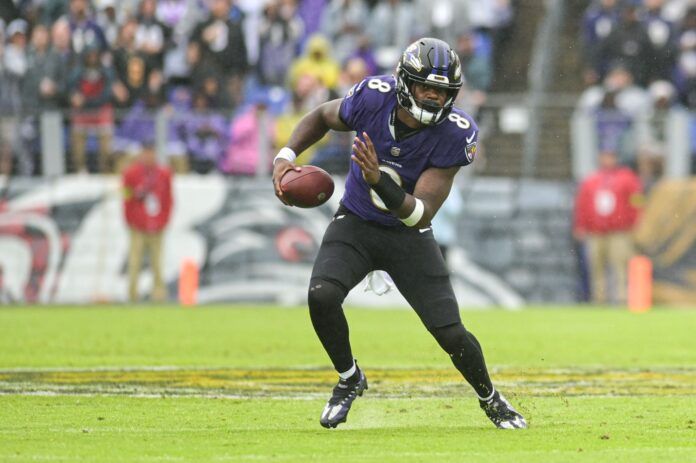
66;0;108;57
182;91;228;174
257;0;304;86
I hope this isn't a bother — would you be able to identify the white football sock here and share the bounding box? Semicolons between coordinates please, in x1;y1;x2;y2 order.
478;387;496;402
338;361;357;380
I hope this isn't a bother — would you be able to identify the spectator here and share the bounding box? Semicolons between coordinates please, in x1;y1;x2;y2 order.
675;5;696;47
112;91;163;171
236;0;268;67
189;0;248;107
196;71;231;109
113;18;153;107
164;85;193;173
288;34;340;91
257;0;304;86
662;0;691;23
454;29;492;118
345;35;378;75
135;0;171;70
221;95;275;175
108;0;141;19
22;23;68;174
0;19;30;176
581;0;620;85
67;44;115;173
51;17;73;67
24;24;66;111
40;0;69;25
275;73;330;165
156;0;203;82
336;55;368;95
297;0;327;43
181;91;228;173
122;141;173;302
413;0;471;47
368;0;415;71
573;150;643;304
96;0;121;49
311;57;368;174
467;0;514;34
642;0;677;82
578;64;651;163
635;80;676;189
320;0;368;65
66;0;108;56
673;9;696;108
600;3;653;86
673;42;696;108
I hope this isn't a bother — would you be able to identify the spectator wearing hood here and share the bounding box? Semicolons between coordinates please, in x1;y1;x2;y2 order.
288;34;340;90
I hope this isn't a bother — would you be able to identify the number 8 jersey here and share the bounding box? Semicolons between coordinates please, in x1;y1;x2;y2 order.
338;75;479;226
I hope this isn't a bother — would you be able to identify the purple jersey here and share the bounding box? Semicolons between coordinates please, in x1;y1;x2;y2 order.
338;75;477;226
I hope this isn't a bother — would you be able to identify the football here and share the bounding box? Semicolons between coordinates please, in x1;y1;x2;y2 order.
280;165;334;208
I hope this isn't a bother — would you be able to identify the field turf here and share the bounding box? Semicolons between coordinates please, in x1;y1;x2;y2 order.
0;306;695;462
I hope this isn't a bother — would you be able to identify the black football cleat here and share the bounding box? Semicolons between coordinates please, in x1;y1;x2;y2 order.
319;367;368;429
480;390;527;429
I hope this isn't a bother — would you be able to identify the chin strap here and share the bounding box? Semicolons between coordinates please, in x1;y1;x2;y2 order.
407;95;443;125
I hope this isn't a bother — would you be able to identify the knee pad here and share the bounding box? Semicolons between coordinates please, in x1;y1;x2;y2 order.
307;279;346;311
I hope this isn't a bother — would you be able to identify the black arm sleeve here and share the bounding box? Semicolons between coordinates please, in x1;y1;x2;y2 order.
371;172;406;210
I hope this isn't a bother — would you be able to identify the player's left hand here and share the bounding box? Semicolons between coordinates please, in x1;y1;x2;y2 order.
352;132;381;185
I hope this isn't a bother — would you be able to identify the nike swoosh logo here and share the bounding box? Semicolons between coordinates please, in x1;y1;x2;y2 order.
321;405;331;419
328;406;342;420
419;228;431;234
466;131;476;144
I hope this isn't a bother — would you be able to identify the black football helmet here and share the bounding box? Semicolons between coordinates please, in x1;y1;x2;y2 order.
396;38;463;125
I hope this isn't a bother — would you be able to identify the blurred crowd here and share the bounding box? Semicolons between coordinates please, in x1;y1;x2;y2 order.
574;0;696;305
578;0;696;189
0;0;513;176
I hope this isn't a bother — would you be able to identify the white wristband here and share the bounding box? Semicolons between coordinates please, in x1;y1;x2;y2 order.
274;147;297;164
400;198;424;227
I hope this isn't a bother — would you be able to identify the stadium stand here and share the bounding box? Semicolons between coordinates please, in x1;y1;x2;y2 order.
0;0;513;177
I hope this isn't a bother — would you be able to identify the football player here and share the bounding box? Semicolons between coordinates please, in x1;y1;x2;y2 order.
272;38;526;430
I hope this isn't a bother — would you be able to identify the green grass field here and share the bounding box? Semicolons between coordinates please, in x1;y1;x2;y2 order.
1;306;695;462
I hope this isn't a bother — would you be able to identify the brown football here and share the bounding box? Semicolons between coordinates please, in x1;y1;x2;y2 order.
280;165;334;208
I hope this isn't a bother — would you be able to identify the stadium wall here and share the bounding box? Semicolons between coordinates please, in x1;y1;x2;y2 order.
0;175;579;307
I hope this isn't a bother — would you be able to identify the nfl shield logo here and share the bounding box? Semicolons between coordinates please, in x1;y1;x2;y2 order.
390;146;401;157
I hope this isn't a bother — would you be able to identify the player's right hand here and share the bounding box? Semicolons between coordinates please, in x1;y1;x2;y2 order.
272;159;301;205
